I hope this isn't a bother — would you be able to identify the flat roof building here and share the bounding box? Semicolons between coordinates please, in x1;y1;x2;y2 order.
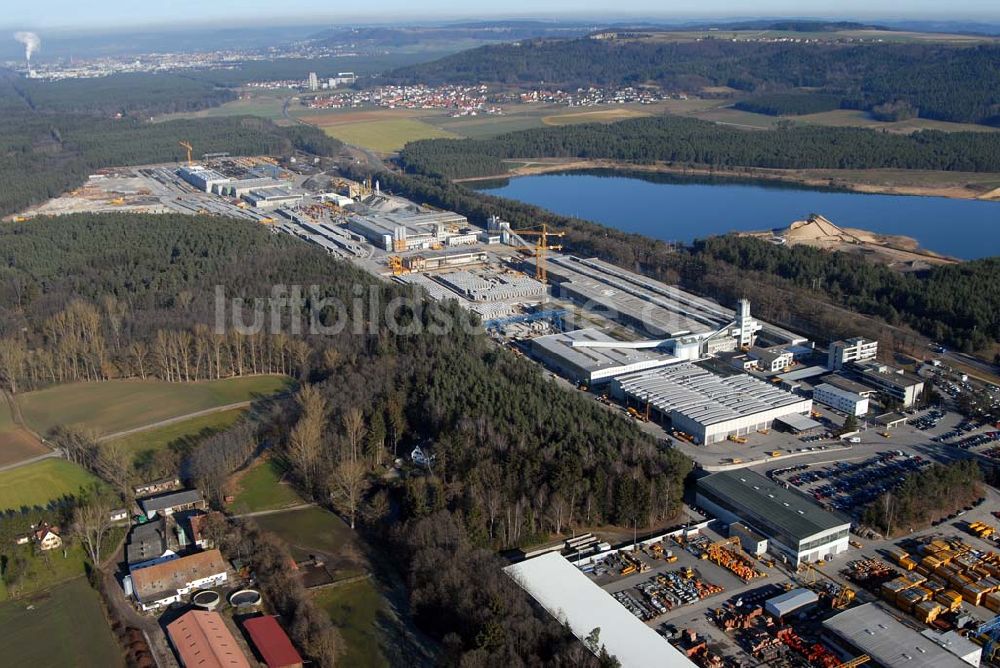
178;166;230;193
504;552;695;668
852;362;925;408
544;255;803;346
348;210;470;251
822;604;968;668
530;328;677;385
615;364;812;444
167;610;250;668
696;470;851;564
828;337;878;370
813;383;870;417
243;186;304;209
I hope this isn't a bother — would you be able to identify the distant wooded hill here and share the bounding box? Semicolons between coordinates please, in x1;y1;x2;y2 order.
386;38;1000;126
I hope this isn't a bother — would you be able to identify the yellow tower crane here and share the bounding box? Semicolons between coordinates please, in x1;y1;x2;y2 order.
506;224;565;282
178;140;194;166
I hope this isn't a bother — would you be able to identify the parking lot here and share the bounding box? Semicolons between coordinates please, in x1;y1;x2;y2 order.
769;451;932;515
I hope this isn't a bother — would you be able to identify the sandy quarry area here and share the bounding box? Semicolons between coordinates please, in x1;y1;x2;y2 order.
744;215;958;269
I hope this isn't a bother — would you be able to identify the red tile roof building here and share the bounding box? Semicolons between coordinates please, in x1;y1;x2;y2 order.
243;615;304;668
166;610;250;668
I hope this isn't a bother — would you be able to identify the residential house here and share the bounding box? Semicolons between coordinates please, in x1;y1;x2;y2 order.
34;523;62;551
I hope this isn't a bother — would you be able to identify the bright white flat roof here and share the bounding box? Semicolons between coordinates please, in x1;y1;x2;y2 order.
504;552;694;668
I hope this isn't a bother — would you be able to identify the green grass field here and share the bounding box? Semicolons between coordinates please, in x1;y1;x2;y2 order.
110;407;245;462
154;91;293;123
229;458;302;514
18;375;290;436
0;577;124;667
313;580;388;668
253;506;354;562
0;459;102;511
317;118;458;153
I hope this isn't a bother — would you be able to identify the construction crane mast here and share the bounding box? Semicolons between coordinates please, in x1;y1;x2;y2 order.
505;224;565;282
178;141;194;166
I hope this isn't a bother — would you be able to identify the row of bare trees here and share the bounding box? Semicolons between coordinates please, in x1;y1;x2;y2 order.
0;299;313;394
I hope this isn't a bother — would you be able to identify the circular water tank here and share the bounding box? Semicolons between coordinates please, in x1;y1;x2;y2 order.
228;589;262;608
192;590;221;611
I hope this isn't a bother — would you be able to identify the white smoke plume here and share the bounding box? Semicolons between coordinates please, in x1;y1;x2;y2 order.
14;31;41;61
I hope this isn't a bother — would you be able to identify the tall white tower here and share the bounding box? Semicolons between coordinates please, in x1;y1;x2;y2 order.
736;298;762;348
308;72;319;91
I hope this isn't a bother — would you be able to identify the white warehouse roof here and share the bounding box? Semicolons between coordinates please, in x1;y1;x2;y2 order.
616;363;808;426
764;588;819;618
504;553;694;668
531;328;676;382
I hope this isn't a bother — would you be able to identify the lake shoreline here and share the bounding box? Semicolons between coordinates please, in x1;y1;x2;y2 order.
456;159;1000;202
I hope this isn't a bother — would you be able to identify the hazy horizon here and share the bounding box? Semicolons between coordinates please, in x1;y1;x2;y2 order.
5;2;1000;33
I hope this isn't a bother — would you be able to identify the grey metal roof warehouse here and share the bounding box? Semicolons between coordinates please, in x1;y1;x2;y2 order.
698;470;847;542
823;603;968;668
616;364;808;426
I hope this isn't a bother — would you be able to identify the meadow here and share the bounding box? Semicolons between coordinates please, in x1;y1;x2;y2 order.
0;401;48;468
110;407;246;462
228;457;302;514
0;459;102;511
0;577;123;667
17;375;289;436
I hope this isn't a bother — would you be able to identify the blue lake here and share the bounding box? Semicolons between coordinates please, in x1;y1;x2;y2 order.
474;170;1000;259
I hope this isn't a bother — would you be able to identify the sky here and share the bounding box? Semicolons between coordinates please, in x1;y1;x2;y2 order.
5;0;1000;31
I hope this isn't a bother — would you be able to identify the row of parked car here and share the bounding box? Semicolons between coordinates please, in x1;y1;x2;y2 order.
910;409;946;431
933;419;982;443
779;452;930;514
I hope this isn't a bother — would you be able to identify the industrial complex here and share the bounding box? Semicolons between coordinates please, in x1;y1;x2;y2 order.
21;151;993;668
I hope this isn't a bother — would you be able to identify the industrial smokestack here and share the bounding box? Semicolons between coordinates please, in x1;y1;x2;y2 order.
14;31;41;62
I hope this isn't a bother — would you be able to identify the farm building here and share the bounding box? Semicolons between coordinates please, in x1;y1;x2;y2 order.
128;548;228;611
243;616;304;668
167;610;250;668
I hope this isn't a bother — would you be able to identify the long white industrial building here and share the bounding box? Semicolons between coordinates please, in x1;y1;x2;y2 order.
614;364;813;444
505;552;695;668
